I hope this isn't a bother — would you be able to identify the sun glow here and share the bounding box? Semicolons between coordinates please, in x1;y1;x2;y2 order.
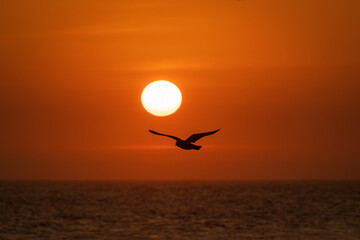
141;80;182;117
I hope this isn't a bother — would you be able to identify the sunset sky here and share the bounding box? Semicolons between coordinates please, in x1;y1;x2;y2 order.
1;0;359;180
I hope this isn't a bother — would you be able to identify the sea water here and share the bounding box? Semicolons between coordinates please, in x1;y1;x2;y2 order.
0;181;359;240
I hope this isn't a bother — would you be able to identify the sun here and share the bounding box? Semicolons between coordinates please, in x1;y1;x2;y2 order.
141;80;182;117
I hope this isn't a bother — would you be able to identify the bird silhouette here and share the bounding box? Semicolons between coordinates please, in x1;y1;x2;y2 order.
149;129;220;150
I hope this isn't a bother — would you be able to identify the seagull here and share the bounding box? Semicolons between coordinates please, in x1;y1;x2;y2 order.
149;129;220;150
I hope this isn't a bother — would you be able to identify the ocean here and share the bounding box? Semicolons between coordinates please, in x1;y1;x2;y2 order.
0;181;359;240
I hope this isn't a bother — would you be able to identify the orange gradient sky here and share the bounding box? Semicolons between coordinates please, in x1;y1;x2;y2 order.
1;0;359;180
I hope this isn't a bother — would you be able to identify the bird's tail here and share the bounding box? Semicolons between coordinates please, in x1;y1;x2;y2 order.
194;145;201;150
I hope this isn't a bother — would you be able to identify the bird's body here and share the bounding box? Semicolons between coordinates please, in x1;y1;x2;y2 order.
176;141;201;150
149;129;220;150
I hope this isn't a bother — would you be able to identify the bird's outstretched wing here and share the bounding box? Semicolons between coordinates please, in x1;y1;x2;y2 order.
185;129;220;143
149;130;181;141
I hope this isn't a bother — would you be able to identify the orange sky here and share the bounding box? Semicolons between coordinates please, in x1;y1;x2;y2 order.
1;0;359;180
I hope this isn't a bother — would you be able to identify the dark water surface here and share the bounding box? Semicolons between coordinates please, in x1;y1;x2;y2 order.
0;181;359;240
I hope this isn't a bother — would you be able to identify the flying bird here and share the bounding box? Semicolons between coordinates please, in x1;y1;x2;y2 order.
149;129;220;150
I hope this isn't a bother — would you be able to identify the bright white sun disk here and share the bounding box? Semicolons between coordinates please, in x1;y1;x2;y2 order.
141;80;182;116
